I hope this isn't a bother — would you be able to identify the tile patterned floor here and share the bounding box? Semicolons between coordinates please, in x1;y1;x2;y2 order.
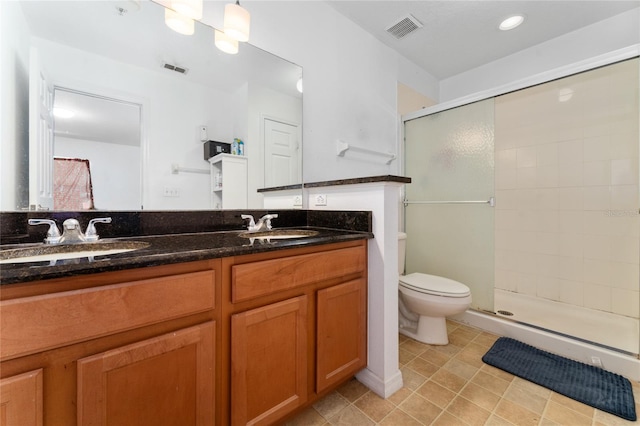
285;320;640;425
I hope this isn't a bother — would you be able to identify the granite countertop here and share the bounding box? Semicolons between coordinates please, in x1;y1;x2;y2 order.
0;226;372;285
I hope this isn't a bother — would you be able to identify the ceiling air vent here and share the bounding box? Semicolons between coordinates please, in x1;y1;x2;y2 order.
385;14;423;40
163;63;189;74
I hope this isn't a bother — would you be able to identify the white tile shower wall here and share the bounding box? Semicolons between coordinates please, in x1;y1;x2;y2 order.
494;58;639;319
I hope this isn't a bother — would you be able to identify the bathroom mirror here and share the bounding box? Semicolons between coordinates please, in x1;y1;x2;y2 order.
1;0;303;211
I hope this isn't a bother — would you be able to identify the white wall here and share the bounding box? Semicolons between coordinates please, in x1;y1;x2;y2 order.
0;1;30;210
440;9;640;102
201;1;439;183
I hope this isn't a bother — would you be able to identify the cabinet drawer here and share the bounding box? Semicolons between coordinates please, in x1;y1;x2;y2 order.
232;245;365;302
1;270;215;361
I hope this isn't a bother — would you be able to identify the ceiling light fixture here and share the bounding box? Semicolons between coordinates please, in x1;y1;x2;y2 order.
215;30;239;54
223;1;250;42
53;107;75;119
499;15;524;31
165;7;194;35
170;0;203;20
296;78;303;93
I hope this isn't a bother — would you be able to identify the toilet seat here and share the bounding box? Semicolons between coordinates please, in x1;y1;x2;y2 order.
400;272;471;298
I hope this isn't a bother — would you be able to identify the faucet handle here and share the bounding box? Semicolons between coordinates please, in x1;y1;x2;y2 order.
241;214;256;229
261;214;278;230
85;217;112;242
28;219;62;244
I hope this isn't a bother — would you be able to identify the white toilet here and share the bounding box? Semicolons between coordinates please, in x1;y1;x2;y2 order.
398;232;472;345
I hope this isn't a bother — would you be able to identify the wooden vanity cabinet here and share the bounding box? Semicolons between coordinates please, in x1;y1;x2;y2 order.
224;240;368;425
0;260;220;426
0;238;368;426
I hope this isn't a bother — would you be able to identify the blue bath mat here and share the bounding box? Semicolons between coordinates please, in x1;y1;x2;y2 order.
482;337;636;421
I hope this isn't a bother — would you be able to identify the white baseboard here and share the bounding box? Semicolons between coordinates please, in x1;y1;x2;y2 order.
356;367;404;398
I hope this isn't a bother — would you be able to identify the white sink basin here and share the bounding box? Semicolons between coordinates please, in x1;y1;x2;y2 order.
237;229;319;240
0;241;149;265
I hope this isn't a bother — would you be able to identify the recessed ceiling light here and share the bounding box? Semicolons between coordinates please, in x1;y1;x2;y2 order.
499;15;524;31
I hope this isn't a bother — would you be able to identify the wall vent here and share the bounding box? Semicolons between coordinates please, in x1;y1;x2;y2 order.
163;63;189;74
385;14;423;40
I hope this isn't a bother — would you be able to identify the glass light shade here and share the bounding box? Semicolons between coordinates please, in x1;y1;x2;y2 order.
296;78;303;93
224;3;250;42
170;0;203;20
53;107;75;118
215;30;239;54
165;8;194;35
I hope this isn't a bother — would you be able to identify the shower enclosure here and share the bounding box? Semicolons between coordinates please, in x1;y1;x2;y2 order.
404;58;639;355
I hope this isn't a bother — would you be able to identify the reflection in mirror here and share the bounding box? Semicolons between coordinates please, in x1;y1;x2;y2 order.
0;0;302;211
53;89;142;210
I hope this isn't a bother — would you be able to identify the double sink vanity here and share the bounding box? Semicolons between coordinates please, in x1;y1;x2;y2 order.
0;209;372;425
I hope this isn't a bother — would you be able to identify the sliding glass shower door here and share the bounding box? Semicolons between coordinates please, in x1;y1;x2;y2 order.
404;58;639;354
404;99;495;312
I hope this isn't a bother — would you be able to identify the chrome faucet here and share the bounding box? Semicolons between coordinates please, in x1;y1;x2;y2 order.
240;214;278;232
29;217;112;244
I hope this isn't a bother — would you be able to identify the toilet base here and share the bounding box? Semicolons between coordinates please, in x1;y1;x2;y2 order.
399;315;449;345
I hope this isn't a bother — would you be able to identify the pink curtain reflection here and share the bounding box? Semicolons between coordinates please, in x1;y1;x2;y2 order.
54;157;95;210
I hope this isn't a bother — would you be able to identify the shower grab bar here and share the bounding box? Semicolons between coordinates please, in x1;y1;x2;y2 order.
404;197;495;207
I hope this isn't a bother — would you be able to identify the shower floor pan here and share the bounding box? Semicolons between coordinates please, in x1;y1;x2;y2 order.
494;289;639;355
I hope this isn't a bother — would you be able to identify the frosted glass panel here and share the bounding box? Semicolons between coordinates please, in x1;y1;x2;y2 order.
404;99;495;311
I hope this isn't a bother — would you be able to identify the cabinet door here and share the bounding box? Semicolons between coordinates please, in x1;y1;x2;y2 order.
77;322;215;426
0;369;43;426
231;296;307;426
317;278;367;393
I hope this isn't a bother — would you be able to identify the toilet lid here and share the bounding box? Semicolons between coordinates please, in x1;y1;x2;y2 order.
400;273;471;297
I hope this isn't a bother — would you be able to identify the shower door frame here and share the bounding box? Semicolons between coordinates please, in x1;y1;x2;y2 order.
400;45;640;354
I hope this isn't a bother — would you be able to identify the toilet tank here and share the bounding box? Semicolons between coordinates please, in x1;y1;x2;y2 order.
398;232;407;275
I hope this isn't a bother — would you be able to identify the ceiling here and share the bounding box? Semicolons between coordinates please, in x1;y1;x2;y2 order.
327;1;640;80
